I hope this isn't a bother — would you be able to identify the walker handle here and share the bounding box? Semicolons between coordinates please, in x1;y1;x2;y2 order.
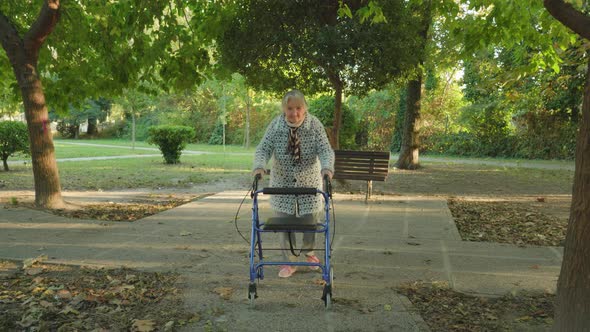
251;173;261;197
323;174;332;197
262;187;318;195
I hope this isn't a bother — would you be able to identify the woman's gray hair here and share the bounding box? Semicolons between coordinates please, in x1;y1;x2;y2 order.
281;89;308;109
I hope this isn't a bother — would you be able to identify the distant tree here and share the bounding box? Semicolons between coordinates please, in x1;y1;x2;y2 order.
0;121;29;171
217;0;418;148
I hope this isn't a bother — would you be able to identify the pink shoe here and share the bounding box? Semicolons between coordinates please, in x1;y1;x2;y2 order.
306;254;320;271
278;265;296;278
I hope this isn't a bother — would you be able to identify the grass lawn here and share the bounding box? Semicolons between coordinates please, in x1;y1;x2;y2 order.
54;138;257;153
1;154;253;191
53;141;158;158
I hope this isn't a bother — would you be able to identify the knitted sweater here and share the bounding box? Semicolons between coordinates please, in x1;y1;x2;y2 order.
253;113;335;215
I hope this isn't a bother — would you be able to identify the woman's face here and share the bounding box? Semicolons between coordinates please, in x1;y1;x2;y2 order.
283;98;307;124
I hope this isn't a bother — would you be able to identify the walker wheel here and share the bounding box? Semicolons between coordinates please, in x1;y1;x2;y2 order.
322;284;332;310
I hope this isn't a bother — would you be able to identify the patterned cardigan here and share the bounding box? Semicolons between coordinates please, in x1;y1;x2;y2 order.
253;113;335;215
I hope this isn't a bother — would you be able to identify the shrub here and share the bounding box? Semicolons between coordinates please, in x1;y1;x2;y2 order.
208;121;225;145
0;121;30;171
147;125;195;164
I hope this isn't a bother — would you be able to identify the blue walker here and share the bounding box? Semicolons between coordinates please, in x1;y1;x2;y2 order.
248;174;334;309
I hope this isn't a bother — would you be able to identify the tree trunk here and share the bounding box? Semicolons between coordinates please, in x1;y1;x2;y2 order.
552;53;590;332
22;76;64;207
394;0;431;170
331;80;344;149
87;117;98;136
2;157;8;171
0;1;64;208
395;78;422;169
541;2;590;330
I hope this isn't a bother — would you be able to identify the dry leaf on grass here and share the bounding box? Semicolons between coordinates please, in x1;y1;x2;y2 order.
23;254;48;268
213;287;234;300
131;319;156;332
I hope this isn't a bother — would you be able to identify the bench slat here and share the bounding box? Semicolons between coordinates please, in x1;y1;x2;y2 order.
334;169;389;175
335;150;390;159
334;160;390;168
333;173;387;181
334;168;389;174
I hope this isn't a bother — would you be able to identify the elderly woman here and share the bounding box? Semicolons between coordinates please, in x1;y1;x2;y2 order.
253;89;335;278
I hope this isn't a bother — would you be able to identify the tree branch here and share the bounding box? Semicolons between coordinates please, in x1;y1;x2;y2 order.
23;0;61;59
544;0;590;40
0;11;25;68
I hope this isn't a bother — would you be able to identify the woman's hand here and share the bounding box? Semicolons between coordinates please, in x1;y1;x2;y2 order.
321;169;333;180
253;168;266;179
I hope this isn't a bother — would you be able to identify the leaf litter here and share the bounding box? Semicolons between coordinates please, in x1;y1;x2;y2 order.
0;260;200;331
447;198;567;246
397;281;554;332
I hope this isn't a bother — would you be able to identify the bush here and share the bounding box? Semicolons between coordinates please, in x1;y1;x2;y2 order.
0;121;30;171
147;125;195;164
208;121;225;145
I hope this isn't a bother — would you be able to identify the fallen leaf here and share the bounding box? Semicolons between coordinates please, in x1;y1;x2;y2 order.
180;231;192;236
384;304;392;311
131;319;156;332
25;267;44;276
39;300;53;308
32;277;44;284
164;320;175;331
59;305;79;315
23;254;48;268
213;287;234;300
57;289;72;300
312;279;327;286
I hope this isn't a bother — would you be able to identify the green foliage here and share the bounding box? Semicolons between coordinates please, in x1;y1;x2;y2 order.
147;125;195;164
217;0;419;96
309;96;357;149
458;102;512;157
208;121;225;145
347;88;399;151
512;110;577;160
0;121;29;171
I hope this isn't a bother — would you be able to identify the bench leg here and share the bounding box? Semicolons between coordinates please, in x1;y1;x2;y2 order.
365;180;373;202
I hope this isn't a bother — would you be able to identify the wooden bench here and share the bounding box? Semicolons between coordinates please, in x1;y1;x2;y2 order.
333;150;391;201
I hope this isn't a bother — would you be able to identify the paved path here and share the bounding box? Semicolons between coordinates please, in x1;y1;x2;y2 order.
0;191;562;331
